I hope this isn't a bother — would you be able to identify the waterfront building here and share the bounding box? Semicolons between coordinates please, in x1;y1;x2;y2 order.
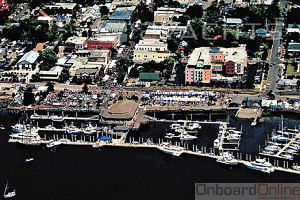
101;100;138;121
185;46;247;84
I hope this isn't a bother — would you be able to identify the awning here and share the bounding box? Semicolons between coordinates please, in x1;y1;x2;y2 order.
99;136;112;141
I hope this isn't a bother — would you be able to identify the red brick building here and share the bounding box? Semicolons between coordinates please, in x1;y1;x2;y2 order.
225;60;235;75
87;36;118;50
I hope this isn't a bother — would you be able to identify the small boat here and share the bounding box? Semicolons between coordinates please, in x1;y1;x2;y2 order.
170;123;181;130
165;133;175;139
217;152;238;165
264;145;281;151
46;140;63;148
213;139;220;148
25;158;34;162
92;141;105;148
244;158;274;173
225;134;241;142
3;181;16;199
157;144;184;157
11;123;26;133
45;125;55;129
67;127;82;134
51;115;64;122
0;125;5;130
271;135;290;142
82;122;97;135
186;123;201;130
180;133;197;141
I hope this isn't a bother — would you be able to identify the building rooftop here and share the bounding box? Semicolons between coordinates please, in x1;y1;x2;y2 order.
89;36;118;42
75;68;99;75
66;36;87;44
101;100;138;120
109;6;135;20
18;50;39;64
139;73;161;81
226;18;242;24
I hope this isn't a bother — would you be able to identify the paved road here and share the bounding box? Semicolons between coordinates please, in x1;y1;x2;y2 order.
267;0;286;92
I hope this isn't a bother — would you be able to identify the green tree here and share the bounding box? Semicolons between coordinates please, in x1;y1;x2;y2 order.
23;90;35;106
46;82;55;92
39;49;58;71
58;68;70;83
82;84;89;93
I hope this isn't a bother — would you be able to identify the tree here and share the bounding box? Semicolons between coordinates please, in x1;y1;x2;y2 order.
39;49;58;71
129;67;140;78
100;6;109;16
46;82;55;92
82;84;89;93
62;23;78;41
101;15;109;20
23;90;34;106
185;4;203;18
58;68;70;83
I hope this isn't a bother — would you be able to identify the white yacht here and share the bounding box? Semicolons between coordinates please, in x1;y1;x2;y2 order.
225;134;241;142
157;144;184;157
25;158;34;162
11;123;26;132
170;123;181;130
265;145;281;151
165;133;175;139
46;140;63;148
3;181;16;199
51;115;64;122
244;158;275;173
180;133;197;141
67;127;82;134
271;135;289;142
82;122;97;134
92;141;105;148
186;123;201;130
217;152;238;165
213;139;220;148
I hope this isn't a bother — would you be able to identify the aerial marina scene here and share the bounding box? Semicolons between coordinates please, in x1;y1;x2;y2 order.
0;0;300;199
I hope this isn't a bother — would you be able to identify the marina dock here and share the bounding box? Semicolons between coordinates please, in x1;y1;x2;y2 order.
7;138;300;175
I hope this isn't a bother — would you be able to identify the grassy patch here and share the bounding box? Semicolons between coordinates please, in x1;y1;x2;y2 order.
286;65;300;76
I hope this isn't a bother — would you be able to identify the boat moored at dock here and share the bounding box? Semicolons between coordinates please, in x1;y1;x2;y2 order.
244;158;275;173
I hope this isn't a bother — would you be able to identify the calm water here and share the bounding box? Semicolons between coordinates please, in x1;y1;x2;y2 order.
0;112;299;200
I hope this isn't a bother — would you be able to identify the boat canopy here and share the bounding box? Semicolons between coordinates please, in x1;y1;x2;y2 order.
99;136;112;141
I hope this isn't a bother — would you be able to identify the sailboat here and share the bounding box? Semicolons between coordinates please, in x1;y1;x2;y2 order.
3;181;16;199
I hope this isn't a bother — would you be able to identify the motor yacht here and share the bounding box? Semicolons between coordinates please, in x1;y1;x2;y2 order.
46;140;63;148
216;152;238;165
157;144;184;157
186;123;201;130
11;123;26;133
82;122;97;134
213;139;220;148
51;115;64;122
244;158;274;173
180;133;197;141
